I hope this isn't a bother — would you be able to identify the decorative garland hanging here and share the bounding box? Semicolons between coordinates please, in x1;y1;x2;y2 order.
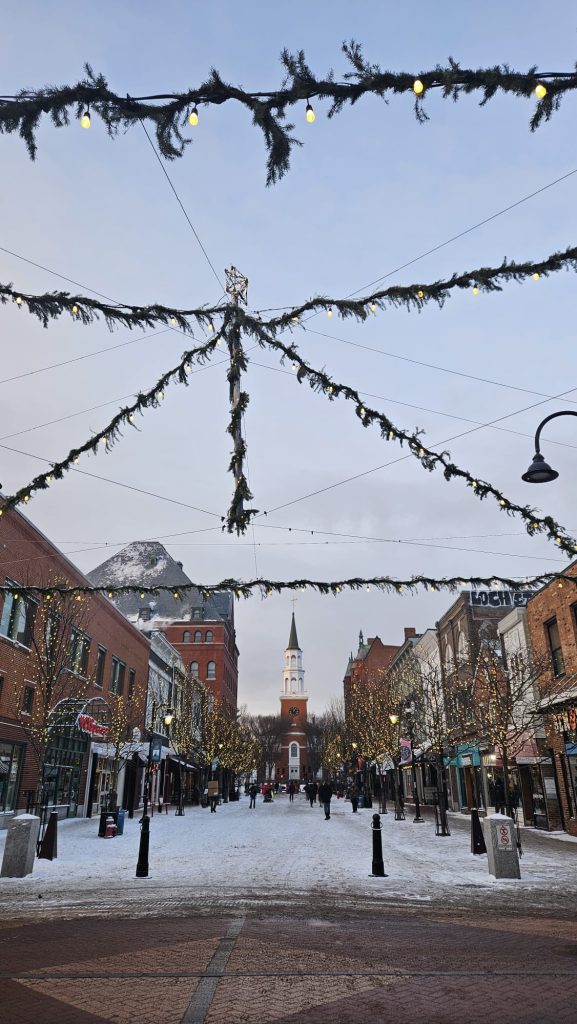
0;47;575;182
4;242;577;335
0;570;573;601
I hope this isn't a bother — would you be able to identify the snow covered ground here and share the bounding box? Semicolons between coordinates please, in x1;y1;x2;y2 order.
1;792;575;915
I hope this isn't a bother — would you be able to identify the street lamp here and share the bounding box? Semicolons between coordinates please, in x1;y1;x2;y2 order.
522;411;577;483
405;705;424;823
388;714;404;821
136;701;173;879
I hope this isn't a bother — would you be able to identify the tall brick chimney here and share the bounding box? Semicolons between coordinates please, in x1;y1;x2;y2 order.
404;627;416;640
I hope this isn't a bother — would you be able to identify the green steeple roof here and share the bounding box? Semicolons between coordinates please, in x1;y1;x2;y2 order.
287;612;300;650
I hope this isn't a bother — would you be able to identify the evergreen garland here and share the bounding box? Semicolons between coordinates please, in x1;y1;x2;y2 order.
1;48;575;183
0;571;572;601
224;306;256;534
4;242;577;335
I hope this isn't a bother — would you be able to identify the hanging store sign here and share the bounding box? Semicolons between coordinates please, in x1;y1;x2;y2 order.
469;590;533;608
399;739;412;765
77;713;109;738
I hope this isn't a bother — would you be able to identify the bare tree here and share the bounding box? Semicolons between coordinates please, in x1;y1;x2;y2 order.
250;714;284;781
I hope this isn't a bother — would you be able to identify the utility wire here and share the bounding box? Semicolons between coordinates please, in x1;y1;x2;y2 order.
139;120;225;294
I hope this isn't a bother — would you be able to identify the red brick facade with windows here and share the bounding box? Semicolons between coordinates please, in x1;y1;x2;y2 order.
343;632;405;718
526;564;577;837
163;614;238;714
0;500;149;826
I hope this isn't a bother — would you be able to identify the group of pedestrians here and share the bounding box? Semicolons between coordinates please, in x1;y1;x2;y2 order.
245;778;338;819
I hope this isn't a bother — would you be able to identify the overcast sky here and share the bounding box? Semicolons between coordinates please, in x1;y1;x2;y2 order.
1;2;577;714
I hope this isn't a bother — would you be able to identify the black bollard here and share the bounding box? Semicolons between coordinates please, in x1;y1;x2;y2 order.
135;814;150;877
37;811;58;860
371;813;387;877
471;807;487;855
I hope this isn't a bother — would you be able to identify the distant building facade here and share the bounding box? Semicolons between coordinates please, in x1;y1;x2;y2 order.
278;614;309;784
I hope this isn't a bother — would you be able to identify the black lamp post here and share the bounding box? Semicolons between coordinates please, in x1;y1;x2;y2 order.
136;701;173;879
388;714;404;821
522;411;577;483
405;706;424;824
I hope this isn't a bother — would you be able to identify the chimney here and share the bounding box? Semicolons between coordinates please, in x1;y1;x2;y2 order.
404;627;416;640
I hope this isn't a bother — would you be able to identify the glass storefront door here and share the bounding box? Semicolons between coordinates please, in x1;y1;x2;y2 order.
0;741;24;812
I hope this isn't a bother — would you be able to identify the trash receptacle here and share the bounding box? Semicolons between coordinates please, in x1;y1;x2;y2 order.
358;795;364;808
116;809;125;836
98;809;118;836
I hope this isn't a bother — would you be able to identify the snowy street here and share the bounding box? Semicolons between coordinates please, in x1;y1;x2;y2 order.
1;792;576;920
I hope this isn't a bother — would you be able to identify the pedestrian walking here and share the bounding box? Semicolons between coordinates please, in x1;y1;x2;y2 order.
347;783;360;813
319;780;333;820
210;793;218;813
249;783;258;809
288;781;296;803
307;783;315;808
494;777;506;814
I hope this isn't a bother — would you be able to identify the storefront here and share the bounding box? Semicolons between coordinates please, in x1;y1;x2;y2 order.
445;744;483;811
45;697;111;819
0;739;24;817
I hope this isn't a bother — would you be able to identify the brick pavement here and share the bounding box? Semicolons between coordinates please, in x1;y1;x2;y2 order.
1;906;577;1023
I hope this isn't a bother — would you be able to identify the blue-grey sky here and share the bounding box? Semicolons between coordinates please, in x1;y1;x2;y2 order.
1;2;576;713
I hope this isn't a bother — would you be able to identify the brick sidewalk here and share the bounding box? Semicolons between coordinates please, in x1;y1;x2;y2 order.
1;906;577;1023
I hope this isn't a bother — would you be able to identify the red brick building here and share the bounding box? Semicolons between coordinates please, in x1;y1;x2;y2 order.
526;565;577;836
279;613;309;784
0;500;149;827
343;630;405;718
162;594;238;714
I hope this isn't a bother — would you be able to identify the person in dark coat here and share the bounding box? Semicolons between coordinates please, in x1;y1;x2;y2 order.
494;777;506;814
347;783;360;813
288;781;296;802
307;783;315;808
319;781;333;819
249;783;258;809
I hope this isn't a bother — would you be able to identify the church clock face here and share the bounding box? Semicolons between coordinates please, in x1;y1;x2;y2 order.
289;706;299;717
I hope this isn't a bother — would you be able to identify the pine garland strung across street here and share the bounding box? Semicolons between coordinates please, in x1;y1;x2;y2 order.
0;282;226;333
0;324;227;515
225;304;256;535
1;48;576;182
239;308;577;557
0;571;574;601
4;241;577;334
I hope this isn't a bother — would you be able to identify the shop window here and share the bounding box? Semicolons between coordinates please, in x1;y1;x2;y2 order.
95;646;106;688
21;686;35;715
190;661;199;678
183;631;191;643
207;661;216;679
194;630;202;643
0;740;23;812
0;583;37;647
546;618;565;677
68;627;90;676
110;656;126;696
128;669;136;700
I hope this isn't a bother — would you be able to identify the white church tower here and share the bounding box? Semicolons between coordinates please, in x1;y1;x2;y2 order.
279;612;309;782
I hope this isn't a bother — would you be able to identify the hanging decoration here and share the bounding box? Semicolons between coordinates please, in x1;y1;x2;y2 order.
0;48;575;182
223;267;257;535
0;569;574;601
4;241;577;336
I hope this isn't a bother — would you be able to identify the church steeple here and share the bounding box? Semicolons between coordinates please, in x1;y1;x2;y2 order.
288;612;300;651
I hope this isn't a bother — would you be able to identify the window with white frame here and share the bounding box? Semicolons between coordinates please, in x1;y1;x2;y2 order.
0;584;37;647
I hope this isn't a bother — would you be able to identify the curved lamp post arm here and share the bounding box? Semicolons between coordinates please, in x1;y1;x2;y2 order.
533;410;577;454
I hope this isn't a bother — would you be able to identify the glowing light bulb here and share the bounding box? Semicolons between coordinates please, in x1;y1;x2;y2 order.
173;591;179;600
413;79;425;95
472;285;479;296
472;480;478;489
558;581;564;588
534;83;547;100
46;475;53;484
72;305;78;314
80;110;91;129
75;594;82;602
170;317;177;325
208;322;214;332
499;499;507;507
418;447;425;457
15;296;22;305
291;316;299;324
327;308;333;318
159;390;164;399
328;385;334;394
188;106;199;126
23;495;29;503
532;272;540;281
108;591;113;598
305;102;316;123
359;406;365;417
370;302;377;312
128;413;134;423
140;591;145;599
73;457;79;465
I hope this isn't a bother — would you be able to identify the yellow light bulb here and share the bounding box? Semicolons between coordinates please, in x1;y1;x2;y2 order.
23;495;29;503
170;317;177;325
73;457;79;465
128;414;134;423
80;110;91;129
532;272;540;281
359;406;365;417
188;106;199;126
413;79;425;95
534;83;547;100
72;305;78;314
291;316;299;324
417;290;424;299
208;322;214;332
370;302;377;312
140;592;145;599
159;390;164;399
472;286;479;296
15;296;22;305
327;308;333;318
305;102;316;123
46;475;52;484
108;591;113;598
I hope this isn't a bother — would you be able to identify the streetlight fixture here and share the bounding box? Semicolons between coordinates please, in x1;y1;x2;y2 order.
522;411;577;483
405;704;424;824
387;713;404;820
136;701;174;878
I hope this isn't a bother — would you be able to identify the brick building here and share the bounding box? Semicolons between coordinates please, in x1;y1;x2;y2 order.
343;630;404;718
525;565;577;836
88;542;239;715
278;613;309;784
0;501;150;828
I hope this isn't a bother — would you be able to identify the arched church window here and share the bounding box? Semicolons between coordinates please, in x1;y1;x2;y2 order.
291;655;296;666
205;630;213;643
183;631;190;643
190;661;198;678
291;677;296;692
207;661;216;679
194;630;202;643
290;743;298;758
